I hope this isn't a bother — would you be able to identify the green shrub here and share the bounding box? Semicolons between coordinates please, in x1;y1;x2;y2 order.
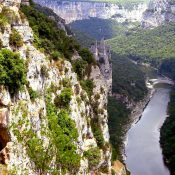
28;87;39;101
84;147;101;169
9;29;23;48
0;40;3;49
91;119;105;148
51;51;61;61
72;59;87;79
80;80;93;97
46;95;81;173
0;14;8;33
0;49;26;95
54;88;72;109
112;169;116;175
94;93;100;100
41;65;49;78
62;78;71;88
76;97;81;106
1;7;19;24
79;48;96;64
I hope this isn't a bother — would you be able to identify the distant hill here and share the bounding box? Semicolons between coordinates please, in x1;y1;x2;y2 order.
107;22;175;66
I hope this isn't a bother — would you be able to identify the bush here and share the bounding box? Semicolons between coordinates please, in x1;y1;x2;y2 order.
41;65;49;78
79;48;96;64
0;40;3;49
91;119;105;148
80;80;94;97
62;78;71;88
0;49;26;95
28;87;39;101
84;147;101;169
54;88;72;109
72;59;87;79
46;95;81;173
0;14;8;33
51;51;61;61
9;29;23;48
1;7;19;24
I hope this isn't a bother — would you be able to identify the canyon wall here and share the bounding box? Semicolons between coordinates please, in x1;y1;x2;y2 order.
34;0;148;23
0;0;113;174
142;0;175;28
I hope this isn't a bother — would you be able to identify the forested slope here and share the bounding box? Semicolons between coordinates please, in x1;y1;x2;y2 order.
160;87;175;175
107;22;175;66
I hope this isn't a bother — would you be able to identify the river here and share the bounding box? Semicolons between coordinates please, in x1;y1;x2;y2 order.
125;87;171;175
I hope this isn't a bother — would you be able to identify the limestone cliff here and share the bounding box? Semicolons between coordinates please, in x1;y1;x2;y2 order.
142;0;175;28
90;39;112;95
33;0;148;24
0;0;112;174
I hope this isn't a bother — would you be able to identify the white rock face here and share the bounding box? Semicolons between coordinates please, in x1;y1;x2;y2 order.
34;0;148;24
142;0;175;28
0;0;112;174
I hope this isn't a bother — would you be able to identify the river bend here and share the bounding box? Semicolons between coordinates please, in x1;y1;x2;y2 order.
125;88;171;175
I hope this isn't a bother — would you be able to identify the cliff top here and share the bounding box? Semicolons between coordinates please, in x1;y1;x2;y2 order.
43;0;150;5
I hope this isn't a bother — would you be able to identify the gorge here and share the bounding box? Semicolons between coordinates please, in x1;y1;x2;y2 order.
0;0;175;174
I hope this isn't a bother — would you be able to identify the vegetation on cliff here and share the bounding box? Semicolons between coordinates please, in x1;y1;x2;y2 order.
108;96;130;161
0;49;26;95
160;87;175;175
21;4;79;60
12;90;81;174
17;2;108;174
20;3;96;77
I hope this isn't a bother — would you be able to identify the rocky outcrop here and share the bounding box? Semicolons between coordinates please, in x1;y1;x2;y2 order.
0;0;112;174
90;39;112;95
142;0;175;28
33;0;148;24
112;160;127;175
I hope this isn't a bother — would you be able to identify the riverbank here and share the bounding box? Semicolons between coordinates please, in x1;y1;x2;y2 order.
122;76;174;162
122;86;155;161
124;76;174;149
125;87;171;175
160;86;175;175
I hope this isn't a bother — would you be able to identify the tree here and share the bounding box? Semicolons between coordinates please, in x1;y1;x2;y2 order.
9;29;23;48
0;49;26;95
79;48;96;64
